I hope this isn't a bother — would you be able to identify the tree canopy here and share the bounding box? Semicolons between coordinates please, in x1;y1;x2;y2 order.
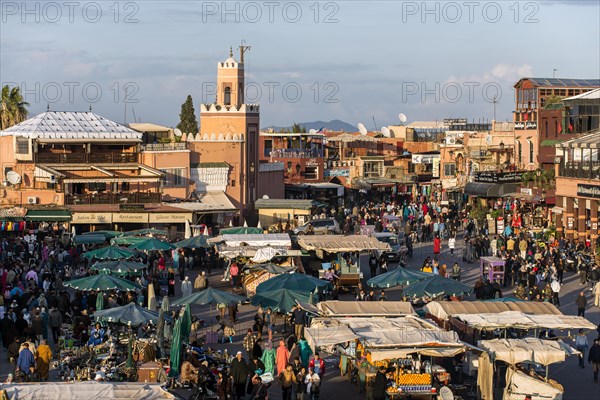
176;95;199;134
1;85;29;130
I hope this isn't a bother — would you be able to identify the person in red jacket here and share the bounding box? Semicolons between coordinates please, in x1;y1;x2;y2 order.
308;352;325;379
433;235;441;255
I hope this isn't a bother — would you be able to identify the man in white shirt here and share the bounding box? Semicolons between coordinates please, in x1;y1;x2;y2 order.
550;279;561;306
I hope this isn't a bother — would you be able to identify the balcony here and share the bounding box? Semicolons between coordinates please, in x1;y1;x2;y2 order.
141;143;188;151
559;161;600;180
65;192;162;205
35;152;138;164
267;149;323;159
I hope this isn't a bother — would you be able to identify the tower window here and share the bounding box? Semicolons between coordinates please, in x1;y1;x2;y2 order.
224;87;231;105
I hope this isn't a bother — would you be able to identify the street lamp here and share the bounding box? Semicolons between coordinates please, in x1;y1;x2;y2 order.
499;141;505;152
287;161;292;170
295;163;301;174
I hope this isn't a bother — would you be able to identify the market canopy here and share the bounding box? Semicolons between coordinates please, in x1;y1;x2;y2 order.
306;316;464;361
0;382;176;400
25;208;71;221
82;245;138;260
82;230;124;239
90;260;147;276
249;263;296;274
256;272;331;294
74;235;106;245
122;228;168;237
64;274;141;292
367;268;432;288
217;246;304;260
171;287;247;307
478;338;580;366
451;311;596;331
219;227;264;235
251;288;315;313
423;300;562;321
174;235;209;249
92;302;170;326
221;233;291;247
317;301;416;317
130;237;176;251
297;235;389;252
111;236;150;246
402;274;473;298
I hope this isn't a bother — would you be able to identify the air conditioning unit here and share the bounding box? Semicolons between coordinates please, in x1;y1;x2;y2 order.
27;197;38;204
446;138;456;145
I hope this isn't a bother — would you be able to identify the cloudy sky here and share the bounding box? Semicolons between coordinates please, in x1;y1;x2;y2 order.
1;1;599;129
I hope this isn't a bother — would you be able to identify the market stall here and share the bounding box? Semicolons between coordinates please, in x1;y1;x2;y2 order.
297;235;389;291
305;316;467;399
479;256;505;282
0;382;176;400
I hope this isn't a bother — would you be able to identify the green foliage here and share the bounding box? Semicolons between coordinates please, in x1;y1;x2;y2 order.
176;95;198;134
1;85;29;130
544;95;564;107
469;202;489;224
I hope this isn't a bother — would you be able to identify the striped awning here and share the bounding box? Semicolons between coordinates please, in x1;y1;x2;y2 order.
558;130;600;149
25;209;72;222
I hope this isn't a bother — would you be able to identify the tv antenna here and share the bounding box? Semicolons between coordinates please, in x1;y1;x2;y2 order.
238;40;251;63
372;116;377;132
553;68;559;78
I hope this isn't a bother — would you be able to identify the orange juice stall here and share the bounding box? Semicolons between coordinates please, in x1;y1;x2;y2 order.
305;315;466;399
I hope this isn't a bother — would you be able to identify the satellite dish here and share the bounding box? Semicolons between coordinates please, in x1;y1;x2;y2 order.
357;123;368;135
399;113;408;124
262;194;269;199
6;171;21;185
381;127;391;137
309;129;317;135
485;134;493;145
173;128;182;137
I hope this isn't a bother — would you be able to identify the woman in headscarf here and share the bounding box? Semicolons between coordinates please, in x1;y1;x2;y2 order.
261;341;276;375
298;337;312;368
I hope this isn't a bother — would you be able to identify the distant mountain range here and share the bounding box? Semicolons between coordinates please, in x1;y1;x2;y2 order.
262;119;356;132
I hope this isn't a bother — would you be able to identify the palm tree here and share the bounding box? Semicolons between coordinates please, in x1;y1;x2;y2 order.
1;85;29;130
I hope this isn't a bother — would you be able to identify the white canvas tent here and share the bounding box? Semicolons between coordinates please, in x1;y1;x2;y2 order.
317;301;416;317
1;382;176;400
221;233;291;247
297;235;389;252
478;338;580;366
503;368;563;400
451;311;596;331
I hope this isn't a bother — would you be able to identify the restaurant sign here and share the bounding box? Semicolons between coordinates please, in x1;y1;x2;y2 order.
113;213;149;223
474;171;522;183
149;213;193;223
577;184;600;199
71;212;112;224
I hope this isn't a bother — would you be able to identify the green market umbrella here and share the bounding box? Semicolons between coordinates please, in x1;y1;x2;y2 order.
83;246;138;260
169;318;183;377
64;274;141;292
251;288;315;313
96;293;104;311
174;235;209;249
123;228;168;237
74;235;107;245
90;260;147;276
180;304;192;344
402;274;473;298
82;230;124;239
367;267;432;289
157;308;166;356
256;273;331;294
130;237;176;251
111;236;150;246
171;287;247;307
92;302;171;325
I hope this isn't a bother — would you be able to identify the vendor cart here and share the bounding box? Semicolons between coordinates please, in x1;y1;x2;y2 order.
479;257;505;283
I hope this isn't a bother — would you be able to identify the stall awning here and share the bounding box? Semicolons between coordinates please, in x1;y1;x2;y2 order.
25;209;72;222
317;301;416;317
423;301;562;321
452;311;596;330
221;233;291;247
298;235;389;252
478;338;580;366
464;182;501;197
174;191;237;213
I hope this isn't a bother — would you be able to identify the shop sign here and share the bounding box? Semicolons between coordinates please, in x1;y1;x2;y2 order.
305;158;319;167
113;213;149;223
474;171;522;183
71;212;112;224
520;188;533;195
515;121;537;130
412;154;439;164
148;213;192;223
325;169;350;177
567;217;574;229
577;184;600;199
592;222;598;231
496;217;504;233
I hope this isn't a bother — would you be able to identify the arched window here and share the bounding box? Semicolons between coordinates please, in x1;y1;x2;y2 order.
518;141;523;165
224;87;231;105
528;140;534;164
